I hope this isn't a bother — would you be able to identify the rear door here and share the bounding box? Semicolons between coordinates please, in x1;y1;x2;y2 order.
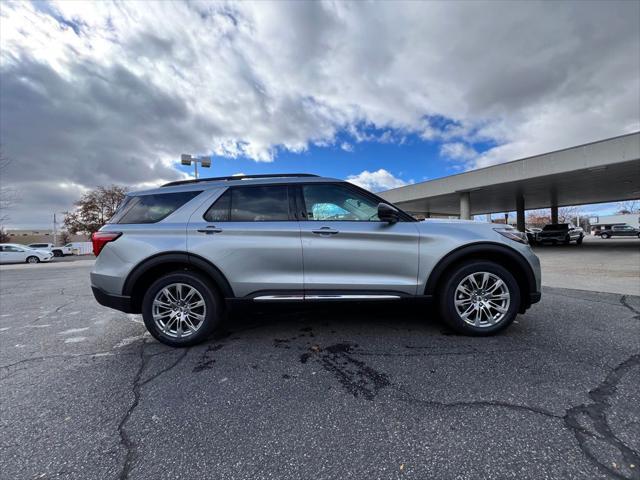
187;185;303;298
296;183;420;296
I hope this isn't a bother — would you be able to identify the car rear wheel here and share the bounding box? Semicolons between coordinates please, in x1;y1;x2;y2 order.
52;250;63;257
142;271;222;347
26;256;40;264
576;235;583;245
438;261;520;336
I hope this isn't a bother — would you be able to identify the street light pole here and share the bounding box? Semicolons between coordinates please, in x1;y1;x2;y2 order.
181;154;211;179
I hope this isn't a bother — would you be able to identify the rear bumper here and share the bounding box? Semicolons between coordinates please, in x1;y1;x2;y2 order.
91;286;135;313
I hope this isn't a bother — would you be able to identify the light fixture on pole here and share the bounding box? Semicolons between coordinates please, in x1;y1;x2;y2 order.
181;154;211;179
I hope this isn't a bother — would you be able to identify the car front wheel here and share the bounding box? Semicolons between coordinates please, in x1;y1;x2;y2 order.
438;261;520;336
601;233;610;239
141;271;222;347
26;256;40;264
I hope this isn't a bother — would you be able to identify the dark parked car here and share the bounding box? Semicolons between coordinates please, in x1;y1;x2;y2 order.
599;224;640;239
537;223;584;245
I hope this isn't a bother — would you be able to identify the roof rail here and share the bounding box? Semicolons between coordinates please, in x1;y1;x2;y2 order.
162;173;319;187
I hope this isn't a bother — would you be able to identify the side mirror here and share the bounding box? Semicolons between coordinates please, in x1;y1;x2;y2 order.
378;202;400;224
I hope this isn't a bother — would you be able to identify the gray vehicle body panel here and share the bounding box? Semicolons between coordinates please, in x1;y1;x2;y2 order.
91;177;541;306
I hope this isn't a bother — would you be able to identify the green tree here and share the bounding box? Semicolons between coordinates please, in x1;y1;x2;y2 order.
64;185;128;235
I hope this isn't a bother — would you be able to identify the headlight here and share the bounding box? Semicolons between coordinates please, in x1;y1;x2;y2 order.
494;227;528;244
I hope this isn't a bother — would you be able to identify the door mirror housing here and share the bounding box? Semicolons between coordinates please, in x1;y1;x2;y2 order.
378;203;400;223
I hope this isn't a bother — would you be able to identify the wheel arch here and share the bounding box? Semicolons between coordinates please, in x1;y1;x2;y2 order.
424;242;537;313
123;252;234;313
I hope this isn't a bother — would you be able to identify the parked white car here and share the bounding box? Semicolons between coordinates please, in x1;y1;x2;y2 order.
28;243;55;251
0;244;54;264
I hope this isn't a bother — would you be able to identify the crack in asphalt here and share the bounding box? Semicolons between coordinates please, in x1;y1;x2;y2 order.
297;337;639;478
620;295;640;320
393;384;563;419
564;354;640;480
0;351;137;381
27;299;77;325
116;341;191;480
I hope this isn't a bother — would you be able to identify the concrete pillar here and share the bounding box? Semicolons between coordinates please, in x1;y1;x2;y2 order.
551;205;558;224
459;192;471;220
516;195;525;232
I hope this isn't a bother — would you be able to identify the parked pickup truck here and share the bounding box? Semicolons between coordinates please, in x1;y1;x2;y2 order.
599;224;640;239
536;223;584;245
44;242;92;257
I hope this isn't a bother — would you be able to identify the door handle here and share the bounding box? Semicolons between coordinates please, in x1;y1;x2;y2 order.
311;227;339;235
197;226;223;234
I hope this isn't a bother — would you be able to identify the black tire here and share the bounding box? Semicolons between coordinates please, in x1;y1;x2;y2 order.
438;261;521;336
563;235;571;245
52;250;63;257
26;256;40;264
141;271;222;347
576;235;583;245
601;233;610;239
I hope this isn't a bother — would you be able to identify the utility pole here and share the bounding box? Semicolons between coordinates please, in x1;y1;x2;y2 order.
53;213;57;246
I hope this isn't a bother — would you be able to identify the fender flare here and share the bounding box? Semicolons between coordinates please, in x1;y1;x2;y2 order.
424;242;537;297
122;251;234;299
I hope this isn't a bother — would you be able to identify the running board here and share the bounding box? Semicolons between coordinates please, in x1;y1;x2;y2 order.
253;294;401;302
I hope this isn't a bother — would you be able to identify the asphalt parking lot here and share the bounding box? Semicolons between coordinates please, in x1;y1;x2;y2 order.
533;236;640;296
1;260;639;480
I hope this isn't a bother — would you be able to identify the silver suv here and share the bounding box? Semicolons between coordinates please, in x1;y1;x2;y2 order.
91;174;541;347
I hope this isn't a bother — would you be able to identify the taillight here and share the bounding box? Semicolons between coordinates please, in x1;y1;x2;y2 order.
91;231;122;256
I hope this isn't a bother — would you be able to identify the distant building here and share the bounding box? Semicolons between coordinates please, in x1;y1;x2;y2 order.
4;229;88;245
588;213;640;234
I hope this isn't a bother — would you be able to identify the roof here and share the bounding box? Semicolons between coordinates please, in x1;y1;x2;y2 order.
379;132;640;215
133;174;342;196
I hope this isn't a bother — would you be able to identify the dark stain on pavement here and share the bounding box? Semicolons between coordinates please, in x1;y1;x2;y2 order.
192;344;225;373
300;342;391;400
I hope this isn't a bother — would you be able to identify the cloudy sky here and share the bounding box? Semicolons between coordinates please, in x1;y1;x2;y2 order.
1;0;639;228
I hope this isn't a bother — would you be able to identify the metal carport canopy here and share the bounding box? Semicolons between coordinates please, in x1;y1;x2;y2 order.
379;132;640;216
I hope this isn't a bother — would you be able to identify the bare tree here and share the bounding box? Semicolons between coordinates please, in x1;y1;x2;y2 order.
558;206;583;224
616;200;639;214
64;185;128;235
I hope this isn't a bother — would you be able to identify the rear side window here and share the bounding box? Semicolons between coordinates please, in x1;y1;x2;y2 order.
203;186;290;222
111;191;202;224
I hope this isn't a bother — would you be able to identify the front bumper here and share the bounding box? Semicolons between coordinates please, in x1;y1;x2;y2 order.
91;286;135;313
537;234;567;242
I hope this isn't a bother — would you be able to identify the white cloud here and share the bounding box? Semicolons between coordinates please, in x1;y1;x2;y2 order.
340;142;354;152
1;1;639;225
346;169;409;192
440;142;478;161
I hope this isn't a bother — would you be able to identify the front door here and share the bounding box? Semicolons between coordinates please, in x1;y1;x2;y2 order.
297;183;420;296
187;185;303;298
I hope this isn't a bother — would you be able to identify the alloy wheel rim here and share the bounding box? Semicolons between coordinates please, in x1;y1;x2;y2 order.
28;257;38;263
152;283;206;338
454;272;510;328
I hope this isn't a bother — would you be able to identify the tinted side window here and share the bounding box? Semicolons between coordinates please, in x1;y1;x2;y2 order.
115;191;202;224
302;184;380;221
203;190;231;222
204;186;290;222
231;186;290;221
